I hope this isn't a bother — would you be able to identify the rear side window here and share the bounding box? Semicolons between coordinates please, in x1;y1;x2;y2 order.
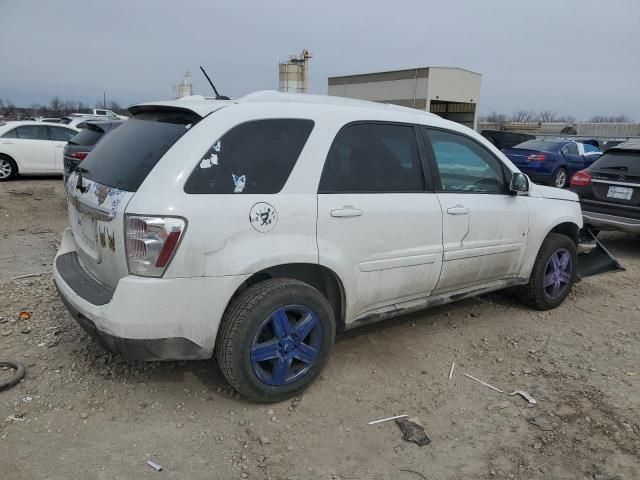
319;123;424;193
1;128;18;138
593;151;640;175
16;125;50;140
79;110;200;191
184;119;314;194
564;143;579;155
583;144;601;154
68;127;104;146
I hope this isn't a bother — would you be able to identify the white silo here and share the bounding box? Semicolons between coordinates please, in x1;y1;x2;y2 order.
279;49;312;93
173;71;193;99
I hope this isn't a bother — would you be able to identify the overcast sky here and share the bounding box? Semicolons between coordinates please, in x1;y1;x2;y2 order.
1;0;638;120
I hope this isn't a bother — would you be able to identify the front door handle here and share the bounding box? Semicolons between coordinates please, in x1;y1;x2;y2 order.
1;141;14;145
331;206;363;218
447;205;469;215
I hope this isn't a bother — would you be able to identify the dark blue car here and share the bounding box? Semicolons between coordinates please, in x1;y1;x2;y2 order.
503;140;602;188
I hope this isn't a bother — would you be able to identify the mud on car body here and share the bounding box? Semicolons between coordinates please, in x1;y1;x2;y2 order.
54;91;615;402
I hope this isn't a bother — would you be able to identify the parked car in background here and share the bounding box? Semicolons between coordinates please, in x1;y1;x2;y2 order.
481;130;535;149
60;116;106;129
70;109;127;120
602;139;628;152
35;117;63;123
502;139;602;188
0;121;79;180
54;91;596;402
570;141;640;234
63;120;123;184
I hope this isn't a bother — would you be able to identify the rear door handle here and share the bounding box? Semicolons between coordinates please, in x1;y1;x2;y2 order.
331;206;363;218
447;205;469;215
1;141;14;145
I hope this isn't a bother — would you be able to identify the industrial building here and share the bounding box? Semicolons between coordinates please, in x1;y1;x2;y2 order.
279;49;312;93
328;67;481;129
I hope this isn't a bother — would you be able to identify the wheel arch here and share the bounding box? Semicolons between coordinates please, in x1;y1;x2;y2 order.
227;263;346;332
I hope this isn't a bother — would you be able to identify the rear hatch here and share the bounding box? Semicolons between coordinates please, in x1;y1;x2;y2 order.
66;108;204;290
583;150;640;218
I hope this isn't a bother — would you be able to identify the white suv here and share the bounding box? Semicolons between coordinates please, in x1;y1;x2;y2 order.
54;91;585;402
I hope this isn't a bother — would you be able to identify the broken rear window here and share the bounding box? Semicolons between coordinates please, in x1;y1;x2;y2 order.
184;119;314;194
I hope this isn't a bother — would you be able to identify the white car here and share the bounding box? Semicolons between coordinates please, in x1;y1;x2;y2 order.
70;109;128;120
54;91;588;402
0;121;79;180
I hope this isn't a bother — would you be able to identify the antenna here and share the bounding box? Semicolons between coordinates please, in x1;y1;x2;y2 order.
199;66;230;100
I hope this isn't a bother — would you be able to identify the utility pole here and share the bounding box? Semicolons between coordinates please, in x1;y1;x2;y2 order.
103;92;106;109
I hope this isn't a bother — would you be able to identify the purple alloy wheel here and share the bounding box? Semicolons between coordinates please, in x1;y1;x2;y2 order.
544;248;572;299
250;305;323;386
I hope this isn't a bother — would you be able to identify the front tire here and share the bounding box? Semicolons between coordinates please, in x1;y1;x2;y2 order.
216;278;336;403
552;167;568;189
0;155;17;181
518;233;577;310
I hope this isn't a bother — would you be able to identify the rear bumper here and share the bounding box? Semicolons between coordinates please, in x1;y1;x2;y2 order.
53;228;249;361
582;210;640;234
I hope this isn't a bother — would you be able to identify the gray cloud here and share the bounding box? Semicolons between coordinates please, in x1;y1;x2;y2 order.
0;0;638;119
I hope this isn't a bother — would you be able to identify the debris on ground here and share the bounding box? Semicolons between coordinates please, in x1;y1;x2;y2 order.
464;373;504;393
395;417;431;446
448;362;455;380
592;464;623;480
0;361;26;391
528;415;554;431
146;460;163;471
368;414;408;425
488;400;512;411
18;311;31;321
510;390;537;404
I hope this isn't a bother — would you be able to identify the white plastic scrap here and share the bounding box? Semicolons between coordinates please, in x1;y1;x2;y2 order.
146;460;163;471
510;390;537;404
464;373;504;393
368;414;409;425
448;362;455;380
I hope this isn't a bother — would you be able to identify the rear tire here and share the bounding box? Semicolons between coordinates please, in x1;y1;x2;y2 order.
552;168;568;189
518;233;577;310
0;155;17;181
216;278;336;403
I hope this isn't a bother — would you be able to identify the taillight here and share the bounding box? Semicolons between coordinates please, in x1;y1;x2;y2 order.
70;152;89;160
125;215;186;277
570;170;592;187
527;154;546;162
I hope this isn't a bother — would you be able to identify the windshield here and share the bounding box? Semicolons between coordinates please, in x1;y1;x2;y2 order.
78;110;200;191
513;140;562;152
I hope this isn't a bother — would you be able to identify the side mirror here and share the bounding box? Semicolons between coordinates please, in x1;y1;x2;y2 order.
510;172;530;195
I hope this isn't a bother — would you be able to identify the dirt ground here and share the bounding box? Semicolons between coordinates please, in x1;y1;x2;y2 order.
1;178;638;480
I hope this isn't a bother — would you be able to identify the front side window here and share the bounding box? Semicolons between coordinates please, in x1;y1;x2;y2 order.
51;127;77;142
563;143;579;155
319;123;424;193
15;125;50;140
185;119;314;194
424;128;506;194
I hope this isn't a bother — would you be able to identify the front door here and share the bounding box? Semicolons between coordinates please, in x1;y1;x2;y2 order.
317;122;443;322
421;127;529;293
13;124;56;173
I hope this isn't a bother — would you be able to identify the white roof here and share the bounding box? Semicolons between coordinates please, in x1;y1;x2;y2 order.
131;91;440;119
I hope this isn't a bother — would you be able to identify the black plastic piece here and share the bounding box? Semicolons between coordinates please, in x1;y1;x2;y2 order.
577;228;625;279
55;252;114;305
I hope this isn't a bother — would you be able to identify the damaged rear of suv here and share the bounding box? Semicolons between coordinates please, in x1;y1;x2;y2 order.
54;92;621;403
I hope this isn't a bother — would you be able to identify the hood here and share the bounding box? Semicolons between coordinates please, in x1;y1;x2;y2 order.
530;183;579;202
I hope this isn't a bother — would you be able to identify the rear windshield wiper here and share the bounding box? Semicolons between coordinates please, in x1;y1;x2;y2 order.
602;166;628;171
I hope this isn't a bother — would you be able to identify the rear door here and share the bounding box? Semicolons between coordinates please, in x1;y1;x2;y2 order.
561;142;584;174
13;125;56;173
421;127;529;293
316;122;443;321
50;126;78;171
66;109;201;289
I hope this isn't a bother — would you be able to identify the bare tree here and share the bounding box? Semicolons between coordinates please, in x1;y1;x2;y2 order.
589;114;631;123
480;112;508;123
557;115;576;123
49;96;62;115
63;100;77;115
108;100;123;114
510;110;535;123
538;110;557;123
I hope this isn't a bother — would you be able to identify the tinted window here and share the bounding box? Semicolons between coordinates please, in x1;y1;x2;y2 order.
16;125;50;140
514;140;562;151
96;110;107;116
319;123;423;193
1;128;18;138
564;143;579;155
424;128;505;194
51;127;77;142
79;110;200;191
593;151;640;175
185;119;314;194
68;128;104;146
